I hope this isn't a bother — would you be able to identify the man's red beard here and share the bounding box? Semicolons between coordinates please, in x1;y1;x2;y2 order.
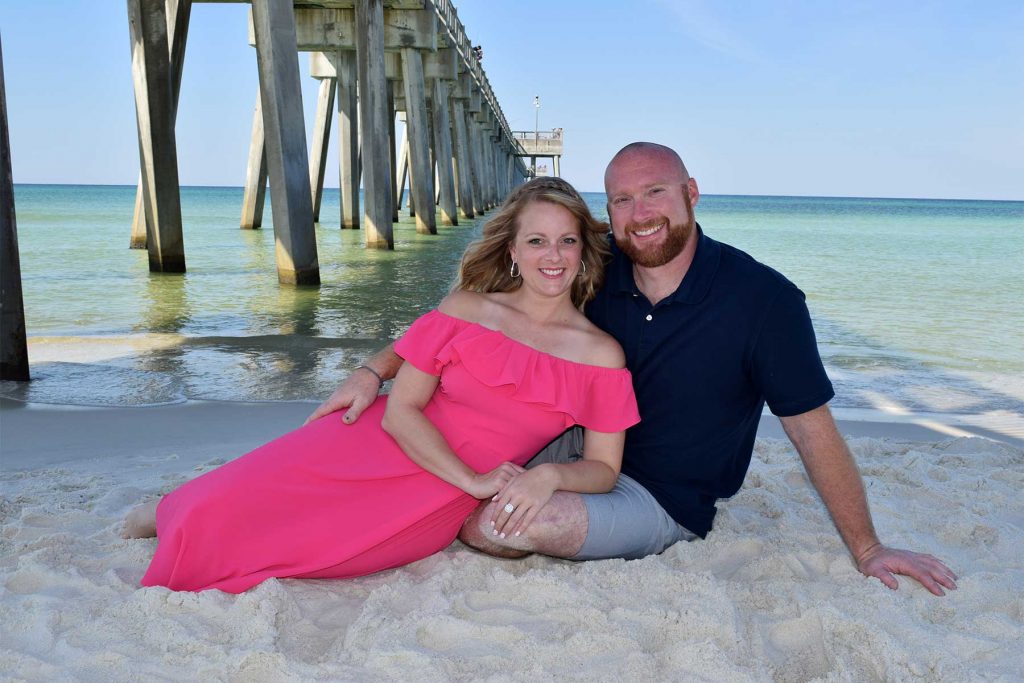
614;212;695;268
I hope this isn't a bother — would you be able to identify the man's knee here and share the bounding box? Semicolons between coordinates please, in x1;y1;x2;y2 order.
494;492;589;558
459;493;588;559
459;501;530;558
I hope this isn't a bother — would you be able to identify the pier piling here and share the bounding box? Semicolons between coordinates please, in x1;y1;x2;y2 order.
356;0;393;248
334;51;360;229
240;91;268;229
0;35;29;381
308;73;336;222
130;0;190;251
129;0;529;276
388;87;399;223
251;0;320;284
128;0;186;273
401;46;436;235
450;97;474;218
431;78;457;225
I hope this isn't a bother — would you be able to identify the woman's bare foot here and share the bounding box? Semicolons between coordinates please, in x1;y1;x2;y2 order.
122;500;159;539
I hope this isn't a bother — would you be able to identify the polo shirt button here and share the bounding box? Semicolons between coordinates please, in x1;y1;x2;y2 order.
645;314;653;321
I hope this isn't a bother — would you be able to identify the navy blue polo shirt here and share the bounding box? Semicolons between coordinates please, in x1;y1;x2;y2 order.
585;226;834;538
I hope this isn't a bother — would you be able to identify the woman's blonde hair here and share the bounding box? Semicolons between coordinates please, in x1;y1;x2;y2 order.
455;177;610;308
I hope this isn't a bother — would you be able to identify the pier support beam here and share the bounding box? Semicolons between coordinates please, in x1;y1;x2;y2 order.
480;118;496;208
401;47;436;235
396;127;410;213
450;98;474;218
131;0;190;251
0;36;28;381
356;0;392;248
128;0;186;273
335;51;360;229
240;90;268;229
308;74;336;222
508;149;514;195
431;78;457;226
466;116;485;214
388;87;399;223
251;0;319;284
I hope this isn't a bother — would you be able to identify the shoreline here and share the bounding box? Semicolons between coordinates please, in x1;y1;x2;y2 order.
2;397;1021;473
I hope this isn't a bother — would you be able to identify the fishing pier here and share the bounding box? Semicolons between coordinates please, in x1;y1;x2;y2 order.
0;0;569;380
125;0;539;285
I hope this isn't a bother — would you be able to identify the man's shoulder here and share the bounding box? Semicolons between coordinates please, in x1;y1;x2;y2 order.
712;235;799;294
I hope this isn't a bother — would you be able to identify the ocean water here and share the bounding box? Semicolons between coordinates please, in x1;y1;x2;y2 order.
3;184;1022;425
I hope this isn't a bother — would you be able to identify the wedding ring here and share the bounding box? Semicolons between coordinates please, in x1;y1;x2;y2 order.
503;503;516;514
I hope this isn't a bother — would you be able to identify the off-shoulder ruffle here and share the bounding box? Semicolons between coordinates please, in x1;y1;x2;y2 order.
395;310;640;433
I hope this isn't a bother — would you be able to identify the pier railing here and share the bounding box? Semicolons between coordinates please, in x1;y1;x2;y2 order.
429;0;525;156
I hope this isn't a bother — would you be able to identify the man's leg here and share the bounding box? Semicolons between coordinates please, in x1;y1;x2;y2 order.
459;428;588;557
458;428;696;560
459;491;588;558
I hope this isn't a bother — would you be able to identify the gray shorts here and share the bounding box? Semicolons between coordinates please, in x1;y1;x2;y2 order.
527;428;697;561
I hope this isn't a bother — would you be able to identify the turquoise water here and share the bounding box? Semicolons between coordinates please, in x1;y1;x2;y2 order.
3;184;1022;418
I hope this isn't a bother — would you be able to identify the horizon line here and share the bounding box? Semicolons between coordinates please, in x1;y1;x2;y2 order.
11;182;1024;204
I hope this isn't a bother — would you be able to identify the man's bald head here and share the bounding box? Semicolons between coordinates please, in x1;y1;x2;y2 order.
605;142;690;190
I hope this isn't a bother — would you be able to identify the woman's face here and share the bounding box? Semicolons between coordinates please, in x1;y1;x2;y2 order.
509;201;583;300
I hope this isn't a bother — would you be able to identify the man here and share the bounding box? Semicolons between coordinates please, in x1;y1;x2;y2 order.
308;142;957;596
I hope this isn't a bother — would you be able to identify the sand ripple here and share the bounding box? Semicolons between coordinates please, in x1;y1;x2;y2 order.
1;436;1022;681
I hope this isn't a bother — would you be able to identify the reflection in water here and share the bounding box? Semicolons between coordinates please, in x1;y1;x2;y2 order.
135;271;191;384
140;272;191;334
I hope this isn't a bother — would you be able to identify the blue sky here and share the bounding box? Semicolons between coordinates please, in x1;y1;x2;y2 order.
2;1;1022;199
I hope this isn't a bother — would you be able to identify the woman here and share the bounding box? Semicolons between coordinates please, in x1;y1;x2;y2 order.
126;177;640;593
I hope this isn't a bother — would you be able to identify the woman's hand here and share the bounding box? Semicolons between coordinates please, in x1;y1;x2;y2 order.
306;345;402;425
463;462;526;500
490;465;559;539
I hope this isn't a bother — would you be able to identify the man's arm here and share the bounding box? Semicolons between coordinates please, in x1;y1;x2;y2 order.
780;404;958;596
304;343;404;424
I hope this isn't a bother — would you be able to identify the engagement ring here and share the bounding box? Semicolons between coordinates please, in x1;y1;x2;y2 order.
503;503;516;514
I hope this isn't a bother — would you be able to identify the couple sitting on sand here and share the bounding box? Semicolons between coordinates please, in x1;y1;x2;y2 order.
126;142;957;597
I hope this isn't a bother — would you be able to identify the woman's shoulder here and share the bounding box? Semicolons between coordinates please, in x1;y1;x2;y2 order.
566;317;626;370
437;292;625;371
552;313;622;368
436;290;496;323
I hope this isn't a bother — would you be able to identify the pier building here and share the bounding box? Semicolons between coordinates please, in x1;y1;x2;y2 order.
514;129;563;178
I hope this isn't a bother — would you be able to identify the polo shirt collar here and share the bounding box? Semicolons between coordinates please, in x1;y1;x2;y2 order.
609;223;721;305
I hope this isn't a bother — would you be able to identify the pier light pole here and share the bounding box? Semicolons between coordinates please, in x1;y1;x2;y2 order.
533;95;539;176
534;95;540;143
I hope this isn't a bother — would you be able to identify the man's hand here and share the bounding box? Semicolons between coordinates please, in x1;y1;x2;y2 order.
305;367;382;425
780;406;958;597
856;543;958;596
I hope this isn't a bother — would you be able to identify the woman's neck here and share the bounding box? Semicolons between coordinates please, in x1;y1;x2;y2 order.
502;288;577;326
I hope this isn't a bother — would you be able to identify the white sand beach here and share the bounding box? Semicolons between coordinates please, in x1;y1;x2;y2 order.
1;400;1021;681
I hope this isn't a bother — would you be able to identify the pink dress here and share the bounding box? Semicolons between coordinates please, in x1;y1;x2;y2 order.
141;310;640;593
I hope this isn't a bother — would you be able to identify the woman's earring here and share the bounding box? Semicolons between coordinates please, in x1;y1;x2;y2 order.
510;261;521;278
580;259;587;275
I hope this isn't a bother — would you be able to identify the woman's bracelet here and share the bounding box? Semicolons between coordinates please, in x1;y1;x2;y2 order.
358;364;384;391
